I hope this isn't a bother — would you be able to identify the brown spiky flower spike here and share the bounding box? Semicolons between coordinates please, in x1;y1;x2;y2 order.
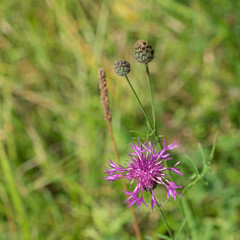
98;68;111;122
114;59;131;77
133;40;154;64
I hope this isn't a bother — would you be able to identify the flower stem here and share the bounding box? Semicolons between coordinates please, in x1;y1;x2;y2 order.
106;120;142;240
145;65;164;149
99;68;142;240
145;64;156;129
125;76;164;149
125;69;180;239
145;66;181;239
145;68;186;231
157;203;173;239
125;76;153;130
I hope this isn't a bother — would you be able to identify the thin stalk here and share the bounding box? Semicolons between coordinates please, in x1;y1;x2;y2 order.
99;68;142;240
0;141;30;240
106;120;142;240
182;164;209;195
145;65;163;149
157;203;173;239
154;133;164;150
125;75;163;148
145;64;156;129
125;73;175;239
125;76;153;131
125;69;185;238
146;72;184;214
129;66;186;238
145;69;186;229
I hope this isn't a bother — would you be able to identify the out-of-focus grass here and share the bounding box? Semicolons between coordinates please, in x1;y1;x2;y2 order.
0;0;239;239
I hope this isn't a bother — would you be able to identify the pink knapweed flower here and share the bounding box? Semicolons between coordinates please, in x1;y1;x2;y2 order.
103;138;183;211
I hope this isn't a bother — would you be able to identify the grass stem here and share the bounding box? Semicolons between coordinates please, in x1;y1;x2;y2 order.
157;203;173;239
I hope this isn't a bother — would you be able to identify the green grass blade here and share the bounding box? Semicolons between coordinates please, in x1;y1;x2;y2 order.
181;198;198;240
203;222;213;240
144;235;153;240
186;155;199;176
156;234;172;240
155;0;207;24
207;133;218;166
197;143;206;165
173;217;187;240
0;141;30;239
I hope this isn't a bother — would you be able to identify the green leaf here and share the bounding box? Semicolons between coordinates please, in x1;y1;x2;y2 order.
144;236;153;240
186;155;199;176
198;143;206;165
203;222;213;240
207;133;218;166
155;0;205;23
129;130;140;133
173;217;187;240
181;198;198;240
156;234;172;240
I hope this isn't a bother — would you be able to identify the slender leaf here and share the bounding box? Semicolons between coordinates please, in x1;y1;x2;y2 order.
207;134;218;165
186;155;199;176
181;198;198;240
156;234;172;240
144;236;153;240
198;143;206;166
173;217;187;240
203;222;213;240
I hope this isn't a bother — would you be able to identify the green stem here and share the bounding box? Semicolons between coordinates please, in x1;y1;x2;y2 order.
145;65;186;227
125;75;163;149
125;76;153;130
125;70;186;239
145;64;164;149
125;65;188;239
126;73;174;239
157;203;173;239
0;141;30;240
154;132;163;150
182;165;209;195
145;64;156;129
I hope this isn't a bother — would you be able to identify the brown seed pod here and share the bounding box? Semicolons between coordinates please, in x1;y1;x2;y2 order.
114;59;131;77
133;40;154;64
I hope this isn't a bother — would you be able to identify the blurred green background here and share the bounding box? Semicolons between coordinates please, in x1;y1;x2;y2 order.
0;0;239;239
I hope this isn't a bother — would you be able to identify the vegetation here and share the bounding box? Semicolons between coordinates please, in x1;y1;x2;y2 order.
0;0;239;239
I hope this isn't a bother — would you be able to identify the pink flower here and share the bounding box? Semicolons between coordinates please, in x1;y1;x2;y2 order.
103;138;183;211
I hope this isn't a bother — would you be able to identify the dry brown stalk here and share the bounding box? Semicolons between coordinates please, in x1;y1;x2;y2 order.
98;68;142;240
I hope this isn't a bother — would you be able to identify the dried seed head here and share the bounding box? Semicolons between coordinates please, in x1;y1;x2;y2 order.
114;59;131;77
133;40;154;64
98;68;111;122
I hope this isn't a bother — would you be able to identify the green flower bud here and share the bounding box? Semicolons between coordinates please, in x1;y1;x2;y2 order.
133;40;154;64
114;59;131;77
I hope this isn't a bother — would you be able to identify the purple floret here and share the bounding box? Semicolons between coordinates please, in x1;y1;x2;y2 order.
103;138;183;211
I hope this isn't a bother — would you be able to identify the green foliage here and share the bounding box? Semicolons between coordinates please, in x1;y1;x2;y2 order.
0;0;239;239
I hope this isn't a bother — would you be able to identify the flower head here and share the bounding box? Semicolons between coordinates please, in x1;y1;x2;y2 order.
133;40;154;64
103;138;183;211
114;59;131;77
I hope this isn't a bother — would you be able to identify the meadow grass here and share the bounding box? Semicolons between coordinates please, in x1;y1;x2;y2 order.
0;0;239;239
